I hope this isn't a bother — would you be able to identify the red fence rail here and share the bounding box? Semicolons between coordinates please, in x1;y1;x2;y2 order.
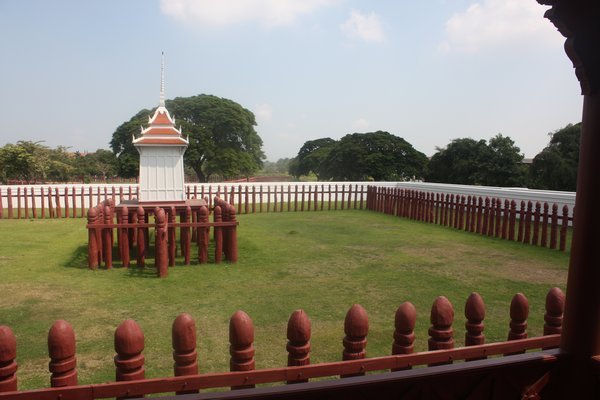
0;288;564;399
366;186;573;251
0;184;368;219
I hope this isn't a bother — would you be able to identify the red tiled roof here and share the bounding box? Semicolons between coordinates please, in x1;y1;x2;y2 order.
143;127;181;135
134;138;188;145
151;111;173;125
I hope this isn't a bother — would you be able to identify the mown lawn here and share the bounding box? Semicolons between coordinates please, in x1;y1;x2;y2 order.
0;210;569;390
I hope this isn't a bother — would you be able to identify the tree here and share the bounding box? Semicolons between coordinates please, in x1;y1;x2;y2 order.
294;138;336;179
529;123;580;191
321;131;427;181
426;134;525;187
426;138;489;185
0;141;50;183
110;95;265;182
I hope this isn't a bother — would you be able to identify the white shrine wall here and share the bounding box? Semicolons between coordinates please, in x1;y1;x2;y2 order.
138;146;186;201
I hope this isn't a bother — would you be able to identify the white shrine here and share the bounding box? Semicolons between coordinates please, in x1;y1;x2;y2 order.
133;54;189;202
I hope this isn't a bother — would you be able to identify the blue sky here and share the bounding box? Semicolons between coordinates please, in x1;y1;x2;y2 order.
0;0;582;161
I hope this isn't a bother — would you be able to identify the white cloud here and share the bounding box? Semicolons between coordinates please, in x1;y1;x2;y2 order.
340;10;384;43
160;0;336;28
440;0;562;53
254;103;273;123
352;118;370;130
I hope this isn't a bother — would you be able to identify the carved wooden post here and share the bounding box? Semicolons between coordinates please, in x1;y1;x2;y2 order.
172;313;198;394
544;287;565;336
114;320;145;386
560;205;569;251
508;293;529;341
541;202;549;248
87;207;99;270
481;197;490;235
229;310;255;389
103;205;113;269
198;206;209;264
182;206;191;265
129;208;137;250
228;205;238;263
517;200;526;243
6;188;13;219
508;200;517;241
48;320;77;387
501;199;509;239
213;205;223;263
155;207;168;278
342;304;368;377
487;198;495;236
476;196;483;234
524;201;533;244
465;292;485;347
136;207;146;268
120;206;130;268
550;203;558;249
0;326;17;392
392;302;416;371
168;206;176;267
494;198;502;237
428;296;454;365
287;310;311;383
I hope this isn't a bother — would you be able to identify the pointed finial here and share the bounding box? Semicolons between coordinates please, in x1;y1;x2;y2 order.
160;51;165;107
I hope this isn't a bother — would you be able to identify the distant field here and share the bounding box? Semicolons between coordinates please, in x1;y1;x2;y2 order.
0;210;569;390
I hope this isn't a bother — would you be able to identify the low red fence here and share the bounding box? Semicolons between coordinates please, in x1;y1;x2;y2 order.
86;197;238;276
0;184;367;219
367;186;573;251
0;288;564;399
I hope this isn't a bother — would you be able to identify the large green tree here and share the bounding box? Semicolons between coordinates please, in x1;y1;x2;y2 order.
320;131;427;181
426;134;525;187
110;95;265;182
529;123;580;191
293;138;337;179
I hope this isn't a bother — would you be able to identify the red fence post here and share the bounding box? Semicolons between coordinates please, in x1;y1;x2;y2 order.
392;302;416;371
32;188;37;219
481;197;490;235
48;320;77;387
120;206;130;268
464;292;485;348
532;201;541;245
501;199;509;239
287;309;311;383
103;205;113;269
541;202;549;247
87;208;99;270
487;198;495;236
136;207;146;268
560;205;569;251
550;203;559;249
155;207;168;278
0;326;17;392
544;287;565;336
172;313;198;394
198;206;209;264
227;205;238;263
229;310;255;389
508;293;529;342
523;201;533;244
7;188;13;219
168;206;176;267
214;205;223;264
494;198;502;237
182;206;191;265
63;187;69;219
428;296;454;366
342;304;368;378
114;320;145;386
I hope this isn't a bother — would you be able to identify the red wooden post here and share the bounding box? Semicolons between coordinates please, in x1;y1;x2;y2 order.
32;188;38;219
464;195;471;231
251;186;256;213
314;185;319;211
464;292;485;347
532;201;541;246
550;203;559;249
229;310;255;389
508;200;517;241
48;186;55;218
0;326;17;392
335;184;339;211
259;185;263;213
228;205;238;263
508;293;529;341
358;185;364;210
244;186;249;214
16;187;22;219
541;202;549;247
23;188;29;219
168;206;176;267
114;320;145;385
327;184;331;211
440;193;447;226
392;302;416;371
182;206;191;265
136;207;146;268
287;310;311;383
501;199;510;239
155;207;168;278
487;198;496;236
40;187;45;219
198;206;209;264
71;186;77;218
54;187;62;218
341;185;346;211
7;188;13;219
120;206;130;268
172;313;198;394
494;198;502;237
524;201;533;244
300;185;305;212
544;287;565;336
347;184;353;210
560;205;569;251
342;304;368;378
428;296;454;365
517;200;525;242
476;196;483;233
481;197;490;235
80;187;85;218
214;205;223;263
87;208;99;270
48;320;77;387
64;186;69;219
103;205;113;269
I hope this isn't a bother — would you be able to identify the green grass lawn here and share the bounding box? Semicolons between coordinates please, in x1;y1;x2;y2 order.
0;210;569;390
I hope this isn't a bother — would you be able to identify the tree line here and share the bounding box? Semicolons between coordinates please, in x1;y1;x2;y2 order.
0;92;580;191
